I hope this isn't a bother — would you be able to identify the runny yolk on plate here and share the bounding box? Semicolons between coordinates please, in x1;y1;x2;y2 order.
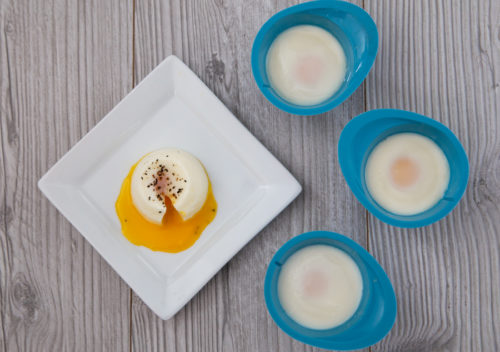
115;162;217;253
389;157;419;188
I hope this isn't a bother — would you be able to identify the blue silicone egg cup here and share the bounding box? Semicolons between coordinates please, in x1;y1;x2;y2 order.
251;0;378;115
338;109;469;228
264;231;397;350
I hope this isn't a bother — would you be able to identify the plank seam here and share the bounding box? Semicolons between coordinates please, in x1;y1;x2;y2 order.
130;0;137;351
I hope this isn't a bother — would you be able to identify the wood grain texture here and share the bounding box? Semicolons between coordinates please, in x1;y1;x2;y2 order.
365;0;500;351
0;0;133;350
2;0;499;351
132;0;367;351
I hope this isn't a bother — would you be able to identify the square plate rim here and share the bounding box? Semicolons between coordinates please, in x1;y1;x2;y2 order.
38;55;302;319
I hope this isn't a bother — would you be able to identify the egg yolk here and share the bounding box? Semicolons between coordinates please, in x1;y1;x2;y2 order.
302;270;328;298
115;163;217;253
294;55;325;86
390;157;419;188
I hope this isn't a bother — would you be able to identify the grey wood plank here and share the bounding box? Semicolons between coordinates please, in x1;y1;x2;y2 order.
365;0;500;351
0;0;133;350
132;0;368;351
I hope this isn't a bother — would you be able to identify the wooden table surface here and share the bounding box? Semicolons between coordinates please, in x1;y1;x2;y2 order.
1;0;499;351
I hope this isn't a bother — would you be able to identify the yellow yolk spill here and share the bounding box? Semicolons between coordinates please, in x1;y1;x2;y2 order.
115;163;217;253
390;157;419;188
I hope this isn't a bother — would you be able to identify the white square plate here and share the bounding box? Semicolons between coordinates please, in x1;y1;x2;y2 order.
38;55;301;319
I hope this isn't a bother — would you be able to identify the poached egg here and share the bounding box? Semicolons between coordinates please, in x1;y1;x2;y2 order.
131;149;209;224
278;245;363;330
266;25;347;106
115;148;217;253
365;133;450;215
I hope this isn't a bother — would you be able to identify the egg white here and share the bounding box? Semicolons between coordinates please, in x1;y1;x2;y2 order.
266;25;347;106
131;148;208;224
365;133;450;215
277;245;363;330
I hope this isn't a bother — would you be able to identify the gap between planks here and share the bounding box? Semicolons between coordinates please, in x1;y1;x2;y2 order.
129;0;137;350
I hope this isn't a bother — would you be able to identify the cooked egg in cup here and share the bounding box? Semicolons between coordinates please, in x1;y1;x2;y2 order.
266;25;347;106
365;133;450;215
277;244;363;330
115;148;217;253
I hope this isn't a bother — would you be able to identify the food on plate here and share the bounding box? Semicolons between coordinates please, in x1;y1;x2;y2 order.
116;148;217;252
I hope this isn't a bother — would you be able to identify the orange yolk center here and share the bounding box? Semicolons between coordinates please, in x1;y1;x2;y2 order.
302;270;328;298
115;163;217;253
390;157;419;188
295;56;324;85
